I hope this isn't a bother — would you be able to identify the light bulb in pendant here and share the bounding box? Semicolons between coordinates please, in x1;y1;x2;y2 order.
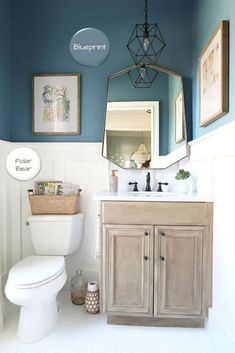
143;27;150;52
143;36;150;51
140;64;146;78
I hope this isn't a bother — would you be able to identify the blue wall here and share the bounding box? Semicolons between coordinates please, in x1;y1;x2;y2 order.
0;0;10;140
10;0;192;142
4;0;234;143
192;0;235;139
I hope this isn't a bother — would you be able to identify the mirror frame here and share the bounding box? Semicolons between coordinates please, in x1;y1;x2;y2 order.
102;63;189;169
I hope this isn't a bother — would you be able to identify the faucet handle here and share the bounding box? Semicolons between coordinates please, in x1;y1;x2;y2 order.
128;182;139;192
157;182;168;192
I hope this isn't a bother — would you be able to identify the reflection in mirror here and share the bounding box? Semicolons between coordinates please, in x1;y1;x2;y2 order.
102;64;188;169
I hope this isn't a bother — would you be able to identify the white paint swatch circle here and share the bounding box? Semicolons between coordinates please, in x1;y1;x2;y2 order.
6;148;41;181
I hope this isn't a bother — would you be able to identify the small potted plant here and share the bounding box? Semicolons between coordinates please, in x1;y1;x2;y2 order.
175;169;191;193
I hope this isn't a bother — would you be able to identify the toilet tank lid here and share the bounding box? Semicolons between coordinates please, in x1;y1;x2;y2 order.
27;213;84;222
8;256;65;287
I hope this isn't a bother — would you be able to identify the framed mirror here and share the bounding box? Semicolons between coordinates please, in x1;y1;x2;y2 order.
102;64;189;169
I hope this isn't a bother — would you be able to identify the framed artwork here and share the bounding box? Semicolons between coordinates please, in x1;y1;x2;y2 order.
175;91;184;143
33;74;80;135
199;21;229;127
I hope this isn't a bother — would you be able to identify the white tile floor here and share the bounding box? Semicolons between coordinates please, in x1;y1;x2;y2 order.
0;291;214;353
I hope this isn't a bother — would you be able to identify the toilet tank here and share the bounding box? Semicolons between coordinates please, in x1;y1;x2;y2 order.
27;214;84;255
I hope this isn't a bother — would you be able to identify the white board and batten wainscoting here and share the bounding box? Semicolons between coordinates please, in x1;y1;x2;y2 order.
1;121;235;352
0;142;12;289
6;143;109;290
180;121;235;353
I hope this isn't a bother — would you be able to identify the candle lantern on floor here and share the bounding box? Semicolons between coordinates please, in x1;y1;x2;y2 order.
85;281;100;314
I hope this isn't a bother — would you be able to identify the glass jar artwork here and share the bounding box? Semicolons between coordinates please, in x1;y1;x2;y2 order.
71;270;87;305
85;281;100;314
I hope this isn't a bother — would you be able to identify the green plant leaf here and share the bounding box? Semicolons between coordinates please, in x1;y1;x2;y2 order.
175;169;190;180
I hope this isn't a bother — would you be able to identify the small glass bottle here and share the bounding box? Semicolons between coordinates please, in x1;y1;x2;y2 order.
71;270;87;305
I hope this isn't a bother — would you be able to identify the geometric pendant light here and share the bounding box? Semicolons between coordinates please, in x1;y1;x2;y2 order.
128;64;159;88
127;0;166;65
127;0;166;87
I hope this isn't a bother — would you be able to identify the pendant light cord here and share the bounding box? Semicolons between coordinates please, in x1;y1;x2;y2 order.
144;0;148;25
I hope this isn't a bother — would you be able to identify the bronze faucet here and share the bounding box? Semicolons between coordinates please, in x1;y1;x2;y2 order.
145;172;151;191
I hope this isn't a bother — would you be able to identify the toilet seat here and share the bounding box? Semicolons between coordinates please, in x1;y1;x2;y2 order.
8;255;65;289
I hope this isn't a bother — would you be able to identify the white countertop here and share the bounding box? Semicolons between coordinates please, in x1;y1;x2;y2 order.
93;191;213;202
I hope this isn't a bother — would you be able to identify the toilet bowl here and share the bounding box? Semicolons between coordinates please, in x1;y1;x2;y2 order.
5;213;84;343
5;256;67;343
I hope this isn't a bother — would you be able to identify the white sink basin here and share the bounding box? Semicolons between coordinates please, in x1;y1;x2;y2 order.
93;191;213;202
127;191;177;197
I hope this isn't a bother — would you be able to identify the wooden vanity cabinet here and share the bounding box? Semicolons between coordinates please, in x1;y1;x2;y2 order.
155;226;204;317
103;225;153;315
100;201;213;328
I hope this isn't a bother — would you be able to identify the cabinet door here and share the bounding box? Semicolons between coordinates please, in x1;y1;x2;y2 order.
155;226;204;316
104;225;153;315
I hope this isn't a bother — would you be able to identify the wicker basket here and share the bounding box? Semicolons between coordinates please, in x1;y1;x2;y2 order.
29;194;80;215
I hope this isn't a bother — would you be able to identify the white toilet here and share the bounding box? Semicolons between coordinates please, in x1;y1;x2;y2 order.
5;213;84;343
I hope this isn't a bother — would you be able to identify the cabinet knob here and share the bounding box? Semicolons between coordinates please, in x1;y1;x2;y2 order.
160;231;165;236
144;256;149;261
160;256;165;261
144;231;149;236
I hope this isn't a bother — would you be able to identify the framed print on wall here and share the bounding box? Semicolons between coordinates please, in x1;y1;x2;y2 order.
175;91;184;143
33;74;80;135
199;20;229;127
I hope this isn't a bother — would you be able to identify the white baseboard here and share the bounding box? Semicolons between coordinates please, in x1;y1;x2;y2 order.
206;309;235;353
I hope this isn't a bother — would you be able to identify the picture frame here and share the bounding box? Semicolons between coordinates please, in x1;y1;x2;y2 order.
175;91;184;143
33;73;80;135
199;21;229;127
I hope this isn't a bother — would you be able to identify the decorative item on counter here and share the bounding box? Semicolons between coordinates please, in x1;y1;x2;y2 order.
109;170;118;192
71;270;87;305
175;169;191;193
84;281;100;314
27;189;34;196
175;169;190;180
